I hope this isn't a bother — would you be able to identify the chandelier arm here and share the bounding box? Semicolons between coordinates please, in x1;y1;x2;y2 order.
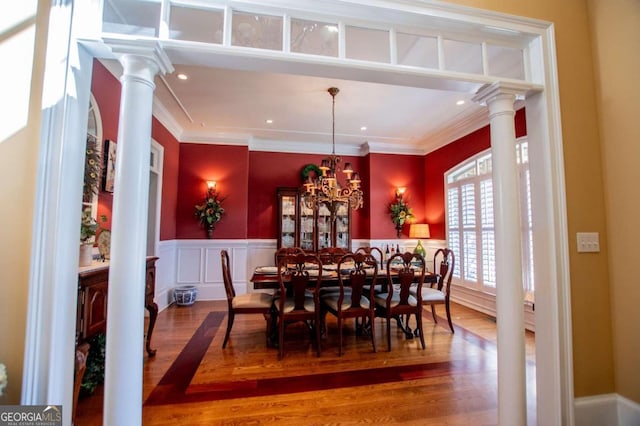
300;86;363;212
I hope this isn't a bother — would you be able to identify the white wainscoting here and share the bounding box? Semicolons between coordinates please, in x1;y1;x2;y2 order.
574;393;640;426
156;239;278;312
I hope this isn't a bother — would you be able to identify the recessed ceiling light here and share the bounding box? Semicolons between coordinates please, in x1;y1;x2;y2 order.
456;100;465;106
266;119;273;124
360;126;367;131
177;73;188;80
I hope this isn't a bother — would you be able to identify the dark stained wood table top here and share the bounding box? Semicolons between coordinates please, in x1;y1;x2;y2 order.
251;267;437;289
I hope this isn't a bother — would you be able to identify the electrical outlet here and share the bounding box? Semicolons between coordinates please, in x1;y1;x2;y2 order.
577;232;600;253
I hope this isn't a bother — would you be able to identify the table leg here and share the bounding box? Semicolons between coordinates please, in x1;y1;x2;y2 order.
145;302;158;357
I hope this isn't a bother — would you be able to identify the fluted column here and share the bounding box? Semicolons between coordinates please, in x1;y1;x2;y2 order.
102;41;172;426
473;82;527;426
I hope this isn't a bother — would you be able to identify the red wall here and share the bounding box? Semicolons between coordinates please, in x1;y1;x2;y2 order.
176;144;249;239
246;151;366;239
152;117;180;240
367;153;426;239
92;60;180;240
424;108;527;239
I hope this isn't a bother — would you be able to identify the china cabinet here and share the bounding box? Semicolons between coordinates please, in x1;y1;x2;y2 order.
276;187;351;251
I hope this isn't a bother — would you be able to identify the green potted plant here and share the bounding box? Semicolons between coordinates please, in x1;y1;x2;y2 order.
80;208;107;266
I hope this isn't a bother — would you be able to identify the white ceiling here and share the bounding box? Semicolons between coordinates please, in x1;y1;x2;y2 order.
143;63;487;154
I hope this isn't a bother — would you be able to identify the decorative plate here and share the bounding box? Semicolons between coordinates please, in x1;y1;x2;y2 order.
256;266;278;274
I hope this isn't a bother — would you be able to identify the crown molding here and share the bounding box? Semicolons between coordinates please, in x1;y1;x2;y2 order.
179;131;253;145
152;98;184;141
364;141;426;156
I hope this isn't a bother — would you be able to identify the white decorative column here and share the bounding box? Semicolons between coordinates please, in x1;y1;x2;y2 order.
102;41;173;426
473;82;527;426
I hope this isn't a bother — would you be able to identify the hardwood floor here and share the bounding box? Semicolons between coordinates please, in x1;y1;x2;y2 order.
75;300;536;425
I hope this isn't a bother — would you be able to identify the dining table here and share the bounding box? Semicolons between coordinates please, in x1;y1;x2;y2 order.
250;262;438;340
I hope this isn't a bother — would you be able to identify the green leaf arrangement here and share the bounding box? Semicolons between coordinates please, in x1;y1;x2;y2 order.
83;136;102;202
389;197;414;228
194;188;226;229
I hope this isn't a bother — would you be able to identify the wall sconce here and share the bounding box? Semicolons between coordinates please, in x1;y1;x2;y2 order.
409;223;430;258
206;180;217;190
396;187;406;199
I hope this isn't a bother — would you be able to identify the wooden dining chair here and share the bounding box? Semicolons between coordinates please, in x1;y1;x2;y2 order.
274;246;306;266
355;246;384;270
318;247;349;264
221;250;274;348
275;253;323;359
374;252;426;351
413;248;455;333
320;252;378;356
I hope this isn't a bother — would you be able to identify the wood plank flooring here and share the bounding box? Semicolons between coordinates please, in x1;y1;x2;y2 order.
75;301;536;425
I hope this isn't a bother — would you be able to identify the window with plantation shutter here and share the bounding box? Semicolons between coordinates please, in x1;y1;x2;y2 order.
445;138;534;300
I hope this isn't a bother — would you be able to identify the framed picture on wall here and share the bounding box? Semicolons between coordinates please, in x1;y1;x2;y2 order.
103;139;116;193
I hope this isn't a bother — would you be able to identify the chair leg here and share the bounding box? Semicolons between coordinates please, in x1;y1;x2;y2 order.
370;313;377;353
222;311;235;348
416;312;426;349
278;316;285;360
338;317;343;356
315;313;322;357
431;305;438;323
386;317;392;351
264;312;273;347
445;302;455;333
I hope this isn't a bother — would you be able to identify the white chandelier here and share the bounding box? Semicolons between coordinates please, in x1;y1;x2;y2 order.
302;87;364;211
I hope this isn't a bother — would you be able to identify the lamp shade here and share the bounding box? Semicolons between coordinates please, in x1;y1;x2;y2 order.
409;224;430;239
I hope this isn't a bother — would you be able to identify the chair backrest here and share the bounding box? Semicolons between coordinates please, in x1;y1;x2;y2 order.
355;246;383;269
221;249;235;301
274;246;306;266
277;253;323;311
385;252;426;309
433;248;455;296
318;247;349;264
337;252;378;309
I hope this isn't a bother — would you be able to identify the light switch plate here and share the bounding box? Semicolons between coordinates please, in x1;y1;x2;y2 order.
577;232;600;253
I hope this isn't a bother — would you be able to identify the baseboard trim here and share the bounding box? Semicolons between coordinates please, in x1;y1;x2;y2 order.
574;393;640;426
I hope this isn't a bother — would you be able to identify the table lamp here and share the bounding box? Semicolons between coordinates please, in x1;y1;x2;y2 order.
409;224;430;258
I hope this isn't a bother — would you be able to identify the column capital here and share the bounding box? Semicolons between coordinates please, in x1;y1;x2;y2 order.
472;81;527;106
103;38;174;76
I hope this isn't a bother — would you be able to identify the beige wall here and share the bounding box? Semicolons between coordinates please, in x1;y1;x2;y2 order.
587;0;640;403
0;1;49;403
445;0;617;397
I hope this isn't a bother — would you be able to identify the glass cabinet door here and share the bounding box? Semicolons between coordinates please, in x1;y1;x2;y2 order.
334;201;350;249
316;203;332;250
299;200;315;251
277;189;298;248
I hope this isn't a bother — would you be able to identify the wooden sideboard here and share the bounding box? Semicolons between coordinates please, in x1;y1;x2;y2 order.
75;256;159;355
73;256;158;422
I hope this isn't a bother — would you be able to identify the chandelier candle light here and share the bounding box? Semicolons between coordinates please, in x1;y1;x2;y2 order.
302;87;364;213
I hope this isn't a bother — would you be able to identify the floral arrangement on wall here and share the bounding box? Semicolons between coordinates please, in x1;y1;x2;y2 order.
389;195;414;237
194;186;226;238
